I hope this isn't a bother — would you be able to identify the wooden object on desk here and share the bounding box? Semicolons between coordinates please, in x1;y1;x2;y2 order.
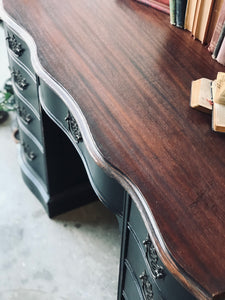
1;0;225;299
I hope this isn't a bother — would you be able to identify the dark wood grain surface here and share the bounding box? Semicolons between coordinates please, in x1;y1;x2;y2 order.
2;0;225;299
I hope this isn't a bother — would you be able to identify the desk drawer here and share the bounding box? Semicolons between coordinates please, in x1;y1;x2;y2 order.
126;229;163;300
8;56;39;113
19;128;47;185
128;200;196;300
15;94;42;143
4;23;35;74
122;260;143;300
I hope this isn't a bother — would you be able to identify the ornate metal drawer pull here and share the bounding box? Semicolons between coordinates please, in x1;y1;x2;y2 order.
12;69;29;90
139;271;153;300
65;111;82;143
6;33;24;57
21;140;36;161
17;104;33;125
143;235;165;279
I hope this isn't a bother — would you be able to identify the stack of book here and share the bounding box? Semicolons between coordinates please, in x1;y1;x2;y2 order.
190;72;225;132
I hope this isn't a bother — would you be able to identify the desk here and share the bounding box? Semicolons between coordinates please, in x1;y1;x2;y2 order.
1;0;225;299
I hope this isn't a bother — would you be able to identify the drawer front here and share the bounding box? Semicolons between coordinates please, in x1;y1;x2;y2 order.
15;94;42;143
126;229;163;300
4;23;35;74
19;128;47;185
8;56;39;113
123;261;143;300
128;200;196;300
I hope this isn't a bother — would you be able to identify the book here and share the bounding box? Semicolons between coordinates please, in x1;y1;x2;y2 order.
169;0;176;25
190;78;213;113
192;0;202;37
208;0;225;53
216;36;225;65
205;0;224;45
192;0;214;43
135;0;170;14
212;21;225;59
176;0;188;28
212;72;225;132
212;103;225;132
184;0;198;32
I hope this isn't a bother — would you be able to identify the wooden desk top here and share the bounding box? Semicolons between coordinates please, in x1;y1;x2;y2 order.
1;0;225;298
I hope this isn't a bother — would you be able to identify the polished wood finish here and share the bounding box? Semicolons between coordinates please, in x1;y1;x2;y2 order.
2;0;225;299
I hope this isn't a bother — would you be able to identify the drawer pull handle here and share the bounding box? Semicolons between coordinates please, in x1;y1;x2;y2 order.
6;33;24;57
12;69;29;90
143;235;165;279
17;104;33;125
21;140;36;161
65;111;82;143
139;271;153;300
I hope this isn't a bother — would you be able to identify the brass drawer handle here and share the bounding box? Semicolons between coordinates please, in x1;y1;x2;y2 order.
139;271;153;300
21;140;36;161
6;33;24;57
17;105;33;125
17;104;33;125
143;235;165;279
12;69;29;91
65;111;82;143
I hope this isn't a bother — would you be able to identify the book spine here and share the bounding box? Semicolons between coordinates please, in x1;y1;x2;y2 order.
184;0;190;30
208;0;225;53
193;0;215;44
202;0;215;44
176;0;188;28
184;0;198;32
205;0;224;45
216;36;225;65
212;21;225;59
169;0;176;25
191;0;202;37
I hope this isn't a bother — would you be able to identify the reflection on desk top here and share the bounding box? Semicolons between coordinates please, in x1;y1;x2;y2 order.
1;0;225;299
